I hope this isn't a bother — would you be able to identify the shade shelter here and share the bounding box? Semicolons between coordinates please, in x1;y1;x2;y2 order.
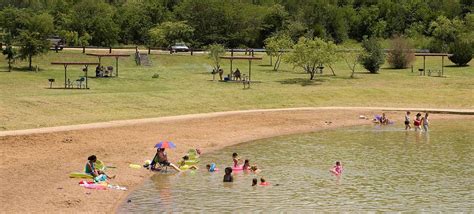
415;53;453;76
86;53;131;77
220;56;263;81
51;62;99;89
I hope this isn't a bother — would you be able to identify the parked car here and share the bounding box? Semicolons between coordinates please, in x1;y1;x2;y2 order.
47;36;65;51
170;42;189;53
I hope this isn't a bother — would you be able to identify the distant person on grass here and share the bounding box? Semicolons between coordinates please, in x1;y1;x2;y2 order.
234;68;241;81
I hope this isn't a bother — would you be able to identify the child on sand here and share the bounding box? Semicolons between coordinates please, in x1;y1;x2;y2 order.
85;155;115;180
223;167;233;182
330;161;343;176
414;113;422;131
252;178;258;186
404;111;411;130
232;153;241;167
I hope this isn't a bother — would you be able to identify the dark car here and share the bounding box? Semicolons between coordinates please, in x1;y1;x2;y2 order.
47;36;65;51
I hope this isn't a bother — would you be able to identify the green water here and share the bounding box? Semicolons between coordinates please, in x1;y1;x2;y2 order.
120;121;474;212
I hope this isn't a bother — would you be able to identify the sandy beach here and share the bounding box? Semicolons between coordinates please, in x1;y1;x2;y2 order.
0;108;472;213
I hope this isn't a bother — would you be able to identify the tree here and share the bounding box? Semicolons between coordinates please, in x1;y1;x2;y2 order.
448;39;473;66
148;21;194;47
344;51;360;78
207;44;226;80
387;36;415;69
264;34;293;71
258;4;288;46
285;37;337;80
358;37;385;73
2;42;16;72
17;13;54;71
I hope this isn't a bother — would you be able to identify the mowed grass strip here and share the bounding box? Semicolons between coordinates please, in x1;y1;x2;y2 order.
0;50;472;130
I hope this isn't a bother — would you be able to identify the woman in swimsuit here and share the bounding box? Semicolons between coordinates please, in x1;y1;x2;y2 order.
414;113;422;131
404;111;411;130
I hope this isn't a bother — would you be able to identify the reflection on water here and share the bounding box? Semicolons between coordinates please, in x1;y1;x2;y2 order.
120;121;474;212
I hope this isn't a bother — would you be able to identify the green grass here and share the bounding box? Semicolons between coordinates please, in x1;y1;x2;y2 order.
0;50;472;130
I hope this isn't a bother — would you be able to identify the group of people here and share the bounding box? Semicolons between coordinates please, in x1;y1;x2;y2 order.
212;68;243;81
223;152;265;186
95;65;113;77
405;111;429;131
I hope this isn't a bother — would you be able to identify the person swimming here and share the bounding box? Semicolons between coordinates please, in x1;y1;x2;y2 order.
242;159;250;170
330;161;343;175
252;178;258;186
206;163;218;172
260;178;269;186
232;153;241;167
177;155;198;170
250;165;261;173
223;167;233;182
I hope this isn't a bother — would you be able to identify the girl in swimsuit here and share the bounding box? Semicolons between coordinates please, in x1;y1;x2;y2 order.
414;113;422;131
232;153;241;167
330;161;343;176
242;159;251;170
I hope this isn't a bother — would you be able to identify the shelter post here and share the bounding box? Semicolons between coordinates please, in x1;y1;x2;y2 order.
423;56;426;75
85;65;88;89
64;64;68;88
115;57;119;77
249;60;251;81
441;56;444;76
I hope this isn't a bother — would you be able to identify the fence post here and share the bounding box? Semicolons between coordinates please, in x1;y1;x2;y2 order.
109;47;112;53
148;47;151;54
191;48;193;56
82;46;85;53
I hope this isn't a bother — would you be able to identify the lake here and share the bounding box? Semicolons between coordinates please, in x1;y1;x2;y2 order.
120;120;473;212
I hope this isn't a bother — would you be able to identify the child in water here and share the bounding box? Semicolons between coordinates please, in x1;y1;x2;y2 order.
232;153;241;167
250;165;261;173
330;161;343;176
223;167;233;182
206;163;218;172
404;111;411;130
177;155;198;170
252;178;258;186
422;112;429;132
260;178;269;186
242;159;250;170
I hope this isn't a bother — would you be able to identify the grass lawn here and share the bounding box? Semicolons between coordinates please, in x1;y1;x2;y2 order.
0;50;472;130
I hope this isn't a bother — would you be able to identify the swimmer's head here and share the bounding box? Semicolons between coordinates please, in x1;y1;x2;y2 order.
183;155;189;160
336;161;341;166
407;111;411;115
252;178;258;186
260;178;266;183
206;164;211;169
244;159;249;165
232;153;238;158
225;167;232;174
250;165;258;171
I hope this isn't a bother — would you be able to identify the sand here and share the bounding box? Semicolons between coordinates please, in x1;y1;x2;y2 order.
0;108;472;213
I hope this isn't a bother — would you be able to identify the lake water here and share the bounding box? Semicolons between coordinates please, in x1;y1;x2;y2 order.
119;120;473;212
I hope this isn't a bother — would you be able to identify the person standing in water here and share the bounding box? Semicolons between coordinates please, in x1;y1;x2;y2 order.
404;111;411;130
330;161;343;176
422;113;429;132
223;167;233;182
414;113;422;131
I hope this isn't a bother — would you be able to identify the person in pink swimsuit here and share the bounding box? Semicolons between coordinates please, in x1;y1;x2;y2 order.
330;161;343;175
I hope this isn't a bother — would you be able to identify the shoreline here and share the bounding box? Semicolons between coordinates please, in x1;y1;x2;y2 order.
1;108;472;213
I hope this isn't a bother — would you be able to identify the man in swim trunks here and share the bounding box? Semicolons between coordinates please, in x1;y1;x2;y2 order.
150;148;181;172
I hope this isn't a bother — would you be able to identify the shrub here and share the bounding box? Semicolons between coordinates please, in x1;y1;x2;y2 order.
358;37;385;73
448;40;473;66
387;36;415;69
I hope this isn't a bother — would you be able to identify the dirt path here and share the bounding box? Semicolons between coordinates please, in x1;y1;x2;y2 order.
0;107;472;213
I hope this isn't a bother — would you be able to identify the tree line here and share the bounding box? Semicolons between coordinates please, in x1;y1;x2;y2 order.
0;0;472;70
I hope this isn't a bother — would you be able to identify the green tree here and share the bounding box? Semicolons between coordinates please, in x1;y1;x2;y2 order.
358;37;385;73
286;37;336;80
258;4;288;46
17;13;54;71
264;34;293;71
148;21;194;48
387;36;415;69
207;43;226;75
69;0;118;46
2;37;16;72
